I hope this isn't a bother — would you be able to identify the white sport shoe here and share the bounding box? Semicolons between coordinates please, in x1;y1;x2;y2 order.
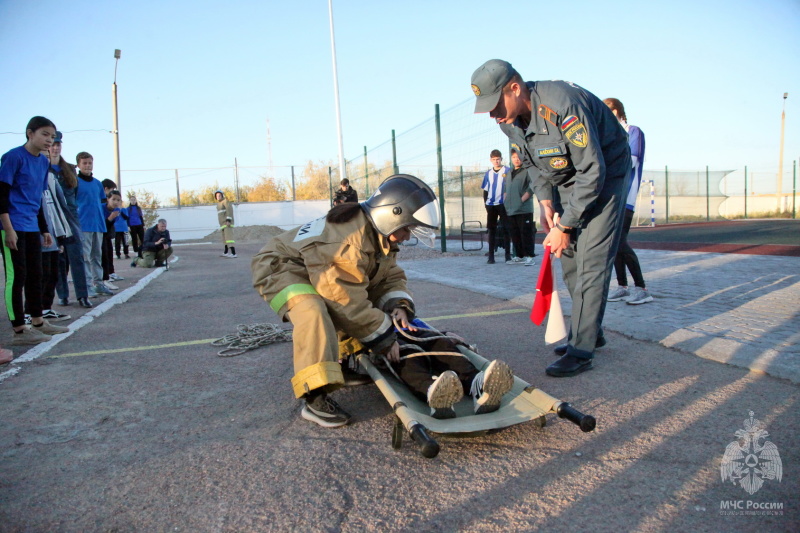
471;360;514;415
626;286;653;305
109;273;124;281
220;252;231;257
104;281;120;291
427;371;463;419
607;286;630;302
506;257;525;265
523;256;536;266
228;253;238;258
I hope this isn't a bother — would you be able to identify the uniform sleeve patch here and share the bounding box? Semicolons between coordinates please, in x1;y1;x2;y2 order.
561;115;578;131
549;157;569;169
562;116;588;148
536;146;565;157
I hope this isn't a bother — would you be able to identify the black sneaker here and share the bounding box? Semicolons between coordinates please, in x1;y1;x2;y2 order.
301;393;351;428
42;310;71;322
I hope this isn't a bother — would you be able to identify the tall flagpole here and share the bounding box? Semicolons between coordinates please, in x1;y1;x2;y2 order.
777;92;788;211
112;49;122;191
328;0;347;181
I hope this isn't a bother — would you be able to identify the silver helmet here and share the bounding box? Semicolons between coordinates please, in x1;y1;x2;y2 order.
362;174;440;247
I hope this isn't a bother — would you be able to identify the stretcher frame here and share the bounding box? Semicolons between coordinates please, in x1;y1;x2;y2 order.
356;323;596;458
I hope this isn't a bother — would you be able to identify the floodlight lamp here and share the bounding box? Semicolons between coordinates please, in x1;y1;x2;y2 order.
114;49;121;59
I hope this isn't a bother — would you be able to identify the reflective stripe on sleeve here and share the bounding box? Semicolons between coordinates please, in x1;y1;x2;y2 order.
359;313;392;344
376;290;412;310
269;283;319;314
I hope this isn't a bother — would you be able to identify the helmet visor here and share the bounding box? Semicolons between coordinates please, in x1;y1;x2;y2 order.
412;199;440;229
410;226;437;248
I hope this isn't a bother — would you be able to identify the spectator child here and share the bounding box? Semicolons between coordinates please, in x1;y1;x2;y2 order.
37;145;74;322
75;152;112;296
49;132;92;308
126;195;144;259
103;190;123;288
0;116;69;345
114;202;130;259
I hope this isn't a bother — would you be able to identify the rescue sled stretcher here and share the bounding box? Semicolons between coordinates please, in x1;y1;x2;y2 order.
356;320;596;458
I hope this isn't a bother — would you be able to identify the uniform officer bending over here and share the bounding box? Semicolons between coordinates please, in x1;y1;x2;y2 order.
471;59;631;378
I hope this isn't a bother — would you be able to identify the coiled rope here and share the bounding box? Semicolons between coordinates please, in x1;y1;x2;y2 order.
211;323;293;357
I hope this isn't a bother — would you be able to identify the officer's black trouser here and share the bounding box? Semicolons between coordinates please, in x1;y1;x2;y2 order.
558;168;630;360
613;209;645;288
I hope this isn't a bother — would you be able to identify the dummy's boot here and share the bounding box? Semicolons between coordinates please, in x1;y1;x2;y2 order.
301;391;351;428
340;357;372;387
427;371;463;419
470;360;514;415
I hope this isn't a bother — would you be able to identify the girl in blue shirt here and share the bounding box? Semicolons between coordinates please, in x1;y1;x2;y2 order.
0;116;69;344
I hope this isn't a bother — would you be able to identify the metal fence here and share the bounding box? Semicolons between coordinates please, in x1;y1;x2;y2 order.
122;98;798;229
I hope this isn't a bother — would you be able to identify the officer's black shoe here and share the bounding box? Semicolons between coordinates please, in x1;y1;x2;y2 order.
78;297;93;309
487;257;495;264
553;336;607;356
546;355;593;377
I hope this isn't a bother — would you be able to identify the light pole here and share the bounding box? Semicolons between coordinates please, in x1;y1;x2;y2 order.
112;49;122;191
778;92;788;212
328;0;346;182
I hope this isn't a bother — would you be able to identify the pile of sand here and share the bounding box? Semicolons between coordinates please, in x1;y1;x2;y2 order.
203;224;288;244
203;224;481;260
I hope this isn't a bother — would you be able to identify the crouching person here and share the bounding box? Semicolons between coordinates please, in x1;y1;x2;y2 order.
132;219;172;268
252;175;440;428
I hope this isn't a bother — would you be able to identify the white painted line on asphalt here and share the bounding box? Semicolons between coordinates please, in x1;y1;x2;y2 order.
1;261;174;379
0;366;20;383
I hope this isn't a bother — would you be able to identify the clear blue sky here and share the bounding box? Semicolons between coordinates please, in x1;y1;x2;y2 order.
1;0;798;201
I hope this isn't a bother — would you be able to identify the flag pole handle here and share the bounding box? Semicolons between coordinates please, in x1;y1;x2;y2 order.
556;402;596;433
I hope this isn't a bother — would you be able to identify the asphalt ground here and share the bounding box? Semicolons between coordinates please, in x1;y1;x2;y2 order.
1;225;799;532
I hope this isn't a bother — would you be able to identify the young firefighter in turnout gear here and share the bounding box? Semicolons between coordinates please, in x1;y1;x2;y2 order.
471;59;631;378
252;175;448;427
215;190;236;258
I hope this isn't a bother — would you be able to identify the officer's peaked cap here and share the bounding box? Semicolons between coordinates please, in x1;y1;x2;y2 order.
471;59;518;114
